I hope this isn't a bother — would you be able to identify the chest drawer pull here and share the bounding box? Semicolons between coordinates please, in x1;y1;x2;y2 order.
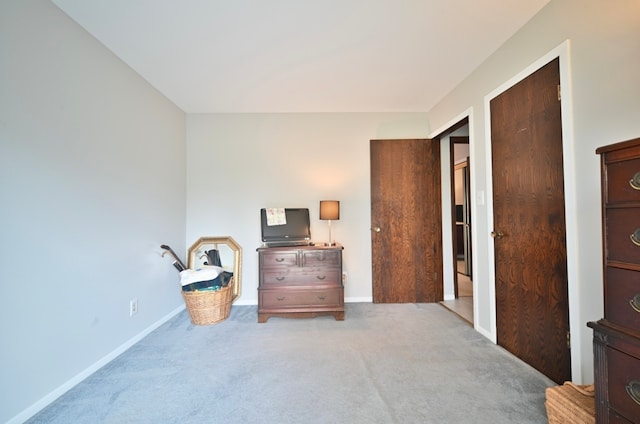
316;275;326;280
631;228;640;247
317;295;326;300
630;293;640;313
630;172;640;190
277;296;285;301
276;276;285;281
626;380;640;406
275;257;285;262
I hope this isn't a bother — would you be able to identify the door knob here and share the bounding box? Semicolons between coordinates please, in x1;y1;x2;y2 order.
490;231;504;239
371;227;381;233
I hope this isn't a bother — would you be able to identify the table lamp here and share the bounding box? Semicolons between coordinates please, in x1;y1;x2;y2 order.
319;200;340;246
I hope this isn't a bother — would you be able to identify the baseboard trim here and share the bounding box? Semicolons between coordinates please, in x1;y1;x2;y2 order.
346;297;373;303
8;304;185;424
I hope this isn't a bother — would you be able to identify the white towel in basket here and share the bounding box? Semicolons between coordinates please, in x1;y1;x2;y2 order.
179;266;223;287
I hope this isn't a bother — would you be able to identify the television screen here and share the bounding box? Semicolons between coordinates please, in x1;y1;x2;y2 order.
260;208;311;245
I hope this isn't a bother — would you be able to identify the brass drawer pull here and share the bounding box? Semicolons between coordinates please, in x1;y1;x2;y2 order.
626;380;640;406
316;275;326;280
631;228;640;247
630;172;640;190
630;293;640;313
276;276;285;281
275;258;285;262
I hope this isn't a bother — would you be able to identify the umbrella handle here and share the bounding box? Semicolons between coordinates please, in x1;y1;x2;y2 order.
160;245;187;270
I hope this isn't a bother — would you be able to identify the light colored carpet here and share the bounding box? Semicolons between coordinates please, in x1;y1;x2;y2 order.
27;303;554;424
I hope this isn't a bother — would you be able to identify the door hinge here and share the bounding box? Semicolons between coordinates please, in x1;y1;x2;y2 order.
557;84;561;101
566;331;571;349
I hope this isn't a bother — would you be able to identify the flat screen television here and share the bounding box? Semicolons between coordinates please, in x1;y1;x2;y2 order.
260;208;311;246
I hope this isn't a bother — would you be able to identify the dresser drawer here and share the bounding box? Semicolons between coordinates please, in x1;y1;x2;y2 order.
606;156;640;204
606;267;640;330
261;269;341;286
606;347;640;423
302;250;341;267
259;251;298;268
259;287;343;309
606;209;640;264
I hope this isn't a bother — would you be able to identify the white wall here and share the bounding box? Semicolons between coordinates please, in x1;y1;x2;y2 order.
0;1;186;422
427;0;640;383
186;113;429;304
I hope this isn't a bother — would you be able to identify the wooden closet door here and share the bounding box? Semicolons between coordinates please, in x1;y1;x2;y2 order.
490;58;571;384
370;139;443;303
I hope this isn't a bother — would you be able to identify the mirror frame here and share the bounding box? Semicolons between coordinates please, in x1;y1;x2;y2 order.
187;236;242;302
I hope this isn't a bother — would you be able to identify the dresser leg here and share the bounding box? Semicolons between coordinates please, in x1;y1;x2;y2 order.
591;327;609;423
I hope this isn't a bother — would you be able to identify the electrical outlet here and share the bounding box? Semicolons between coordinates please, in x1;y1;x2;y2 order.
129;298;138;316
342;271;348;285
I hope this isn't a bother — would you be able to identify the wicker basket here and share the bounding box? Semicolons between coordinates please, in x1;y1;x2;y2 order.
181;280;233;326
545;382;595;424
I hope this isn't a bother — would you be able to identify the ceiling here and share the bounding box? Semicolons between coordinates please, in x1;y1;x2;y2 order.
51;0;550;113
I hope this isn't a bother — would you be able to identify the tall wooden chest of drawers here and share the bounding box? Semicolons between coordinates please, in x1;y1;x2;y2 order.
257;244;344;323
589;137;640;423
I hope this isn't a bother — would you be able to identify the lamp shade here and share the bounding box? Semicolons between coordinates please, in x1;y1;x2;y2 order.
319;200;340;220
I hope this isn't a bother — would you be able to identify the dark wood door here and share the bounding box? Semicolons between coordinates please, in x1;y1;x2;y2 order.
490;58;571;384
370;139;443;303
463;155;472;279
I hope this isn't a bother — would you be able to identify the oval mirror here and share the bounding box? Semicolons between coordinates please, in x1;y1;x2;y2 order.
187;236;242;302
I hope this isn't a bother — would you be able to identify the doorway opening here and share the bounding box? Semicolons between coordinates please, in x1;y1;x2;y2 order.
434;119;473;325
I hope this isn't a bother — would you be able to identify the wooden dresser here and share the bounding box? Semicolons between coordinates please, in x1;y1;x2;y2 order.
589;137;640;423
257;244;344;323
